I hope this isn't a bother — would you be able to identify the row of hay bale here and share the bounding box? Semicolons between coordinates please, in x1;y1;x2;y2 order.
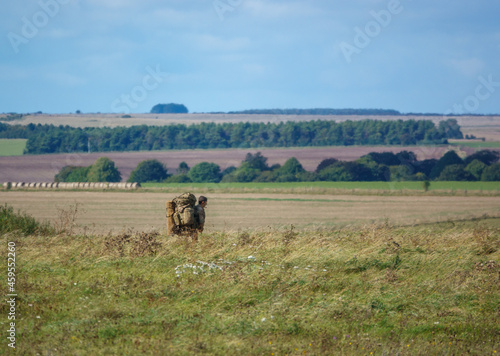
2;182;140;190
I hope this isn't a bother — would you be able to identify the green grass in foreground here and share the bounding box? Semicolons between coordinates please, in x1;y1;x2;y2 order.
0;138;27;156
3;218;499;355
142;181;500;192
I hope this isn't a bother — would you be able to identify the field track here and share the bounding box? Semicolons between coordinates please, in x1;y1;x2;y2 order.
1;190;499;234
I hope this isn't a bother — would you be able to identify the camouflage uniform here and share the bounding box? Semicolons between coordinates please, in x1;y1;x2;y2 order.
194;204;205;233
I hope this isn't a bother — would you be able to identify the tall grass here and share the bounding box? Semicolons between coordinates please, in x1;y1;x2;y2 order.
4;219;499;355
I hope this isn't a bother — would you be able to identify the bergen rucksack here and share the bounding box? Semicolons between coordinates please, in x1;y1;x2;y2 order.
172;192;197;226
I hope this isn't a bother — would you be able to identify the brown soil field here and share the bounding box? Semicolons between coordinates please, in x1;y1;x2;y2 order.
9;113;500;141
1;191;499;234
0;145;454;183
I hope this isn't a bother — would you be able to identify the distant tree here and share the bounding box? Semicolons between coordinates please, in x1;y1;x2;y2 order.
188;162;221;183
128;159;169;183
279;157;305;176
481;163;500;181
177;161;190;174
244;152;270;171
254;170;279;182
317;162;352;181
150;103;188;114
396;151;418;164
315;158;339;173
355;156;390;181
164;174;192;183
437;164;474;181
438;119;463;139
54;166;90;182
465;159;487;180
389;165;414;181
363;152;400;166
318;161;374;181
221;166;237;177
414;159;437;178
222;162;260;183
464;150;500;166
429;151;463;179
87;157;121;182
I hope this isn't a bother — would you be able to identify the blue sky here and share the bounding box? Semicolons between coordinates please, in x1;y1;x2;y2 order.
1;0;499;114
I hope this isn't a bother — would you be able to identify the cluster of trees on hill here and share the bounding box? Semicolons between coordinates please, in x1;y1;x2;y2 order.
0;119;461;155
150;103;188;114
55;149;500;183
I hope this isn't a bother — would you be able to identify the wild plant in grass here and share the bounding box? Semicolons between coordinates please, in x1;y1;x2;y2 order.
53;202;83;236
0;203;54;235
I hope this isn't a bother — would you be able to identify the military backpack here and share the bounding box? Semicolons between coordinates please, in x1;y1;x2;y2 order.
172;192;197;227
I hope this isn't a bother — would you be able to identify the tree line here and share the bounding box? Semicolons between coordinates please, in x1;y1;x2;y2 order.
224;108;402;115
55;149;500;184
0;119;461;155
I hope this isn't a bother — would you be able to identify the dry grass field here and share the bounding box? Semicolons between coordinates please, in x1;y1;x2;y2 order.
1;190;499;234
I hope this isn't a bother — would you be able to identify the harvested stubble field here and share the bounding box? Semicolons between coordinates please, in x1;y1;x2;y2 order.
1;190;500;234
1;213;499;354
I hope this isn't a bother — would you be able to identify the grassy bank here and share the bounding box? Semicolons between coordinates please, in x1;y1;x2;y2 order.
3;217;499;354
0;139;27;156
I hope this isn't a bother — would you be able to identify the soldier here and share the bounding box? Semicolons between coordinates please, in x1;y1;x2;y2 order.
194;196;207;233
